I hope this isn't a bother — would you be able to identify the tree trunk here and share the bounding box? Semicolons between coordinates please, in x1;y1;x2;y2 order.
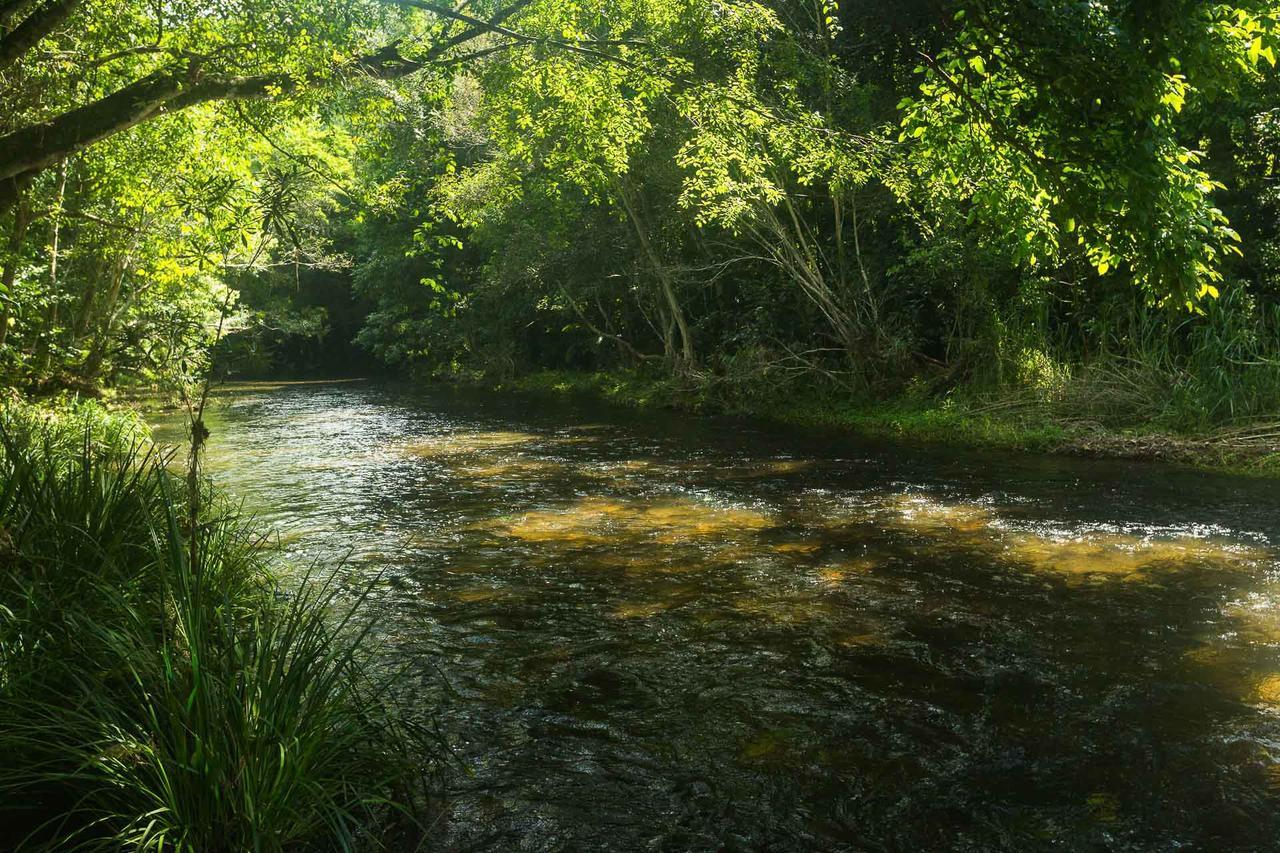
613;176;694;369
751;202;858;352
71;255;114;343
847;189;880;334
0;0;42;30
0;24;497;187
31;160;66;375
0;179;32;350
81;256;129;380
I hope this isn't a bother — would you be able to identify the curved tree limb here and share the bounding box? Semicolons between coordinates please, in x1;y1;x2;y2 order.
0;0;545;191
0;43;435;183
0;0;39;30
0;0;80;72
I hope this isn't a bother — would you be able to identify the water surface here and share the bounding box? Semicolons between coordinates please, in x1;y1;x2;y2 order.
153;381;1280;851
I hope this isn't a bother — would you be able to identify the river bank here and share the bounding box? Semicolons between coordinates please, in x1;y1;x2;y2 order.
492;370;1280;477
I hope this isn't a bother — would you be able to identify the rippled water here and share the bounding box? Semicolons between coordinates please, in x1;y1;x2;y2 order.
152;380;1280;851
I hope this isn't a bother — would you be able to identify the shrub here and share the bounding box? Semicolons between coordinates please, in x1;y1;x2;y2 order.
0;398;436;851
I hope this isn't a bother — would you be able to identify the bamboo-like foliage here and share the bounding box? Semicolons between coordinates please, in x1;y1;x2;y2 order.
0;400;440;851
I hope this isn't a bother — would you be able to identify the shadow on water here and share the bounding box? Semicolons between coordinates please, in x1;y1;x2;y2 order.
152;381;1280;851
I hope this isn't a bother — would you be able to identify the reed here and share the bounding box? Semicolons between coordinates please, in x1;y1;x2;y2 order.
0;398;437;851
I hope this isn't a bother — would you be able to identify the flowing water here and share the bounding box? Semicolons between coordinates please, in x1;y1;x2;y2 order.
153;380;1280;851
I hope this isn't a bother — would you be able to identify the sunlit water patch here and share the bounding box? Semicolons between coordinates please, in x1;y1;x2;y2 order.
152;381;1280;850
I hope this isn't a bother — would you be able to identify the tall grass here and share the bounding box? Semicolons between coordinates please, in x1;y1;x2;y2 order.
0;397;437;851
952;286;1280;435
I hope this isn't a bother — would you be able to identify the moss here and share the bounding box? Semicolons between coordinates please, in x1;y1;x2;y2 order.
496;369;1280;477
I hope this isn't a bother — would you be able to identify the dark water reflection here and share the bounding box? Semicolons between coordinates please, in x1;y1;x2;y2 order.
152;380;1280;851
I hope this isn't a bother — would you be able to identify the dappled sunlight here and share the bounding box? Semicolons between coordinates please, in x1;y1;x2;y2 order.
707;543;776;566
25;0;1280;836
144;370;1280;851
454;587;505;603
596;552;715;576
1182;643;1225;667
583;459;665;478
731;593;836;625
769;541;822;555
1168;586;1280;711
401;430;543;458
475;496;775;549
815;557;878;586
612;600;674;619
1180;653;1280;713
1222;593;1280;646
1255;675;1280;707
792;491;999;542
454;479;1273;594
448;456;567;479
709;459;815;481
802;490;1270;585
486;498;626;545
885;495;996;537
1004;530;1266;583
546;434;599;447
647;501;773;543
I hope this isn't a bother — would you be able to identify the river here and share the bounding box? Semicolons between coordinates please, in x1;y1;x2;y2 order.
152;380;1280;851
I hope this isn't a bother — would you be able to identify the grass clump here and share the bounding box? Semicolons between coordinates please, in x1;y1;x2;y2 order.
0;396;436;851
500;366;1280;475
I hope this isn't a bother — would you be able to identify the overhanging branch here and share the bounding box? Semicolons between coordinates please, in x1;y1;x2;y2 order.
0;43;439;182
0;1;539;185
0;0;80;72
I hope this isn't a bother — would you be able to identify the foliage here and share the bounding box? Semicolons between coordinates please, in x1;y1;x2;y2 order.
0;398;436;850
6;0;1280;430
897;1;1278;306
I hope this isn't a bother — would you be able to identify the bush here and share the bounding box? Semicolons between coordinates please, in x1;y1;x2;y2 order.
0;397;436;851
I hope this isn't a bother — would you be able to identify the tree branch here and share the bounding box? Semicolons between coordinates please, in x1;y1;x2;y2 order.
916;50;1059;176
434;40;522;68
0;43;438;182
425;0;536;57
0;0;38;30
0;0;541;189
0;0;80;72
0;68;188;181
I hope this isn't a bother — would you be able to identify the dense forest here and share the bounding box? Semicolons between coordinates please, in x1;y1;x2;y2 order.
6;1;1280;850
3;0;1280;432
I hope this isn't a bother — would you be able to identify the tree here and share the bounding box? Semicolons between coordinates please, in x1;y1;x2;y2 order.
0;0;541;214
898;0;1280;306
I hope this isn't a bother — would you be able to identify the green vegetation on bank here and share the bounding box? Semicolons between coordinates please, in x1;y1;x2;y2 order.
500;369;1280;475
0;396;434;851
3;2;1280;843
4;1;1280;463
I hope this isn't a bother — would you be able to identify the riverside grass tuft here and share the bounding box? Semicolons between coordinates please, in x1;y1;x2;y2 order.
0;396;439;851
496;365;1280;475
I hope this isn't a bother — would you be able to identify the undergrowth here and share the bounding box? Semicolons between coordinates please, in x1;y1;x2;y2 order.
498;359;1280;475
0;394;439;851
